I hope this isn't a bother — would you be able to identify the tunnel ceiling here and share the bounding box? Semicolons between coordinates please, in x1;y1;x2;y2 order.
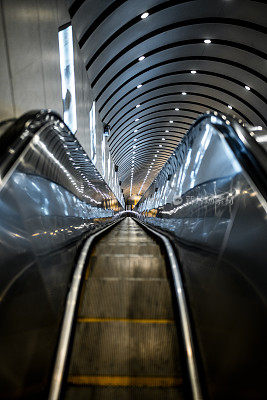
67;0;267;198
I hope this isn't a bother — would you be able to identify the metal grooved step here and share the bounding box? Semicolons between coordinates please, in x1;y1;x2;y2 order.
63;218;185;400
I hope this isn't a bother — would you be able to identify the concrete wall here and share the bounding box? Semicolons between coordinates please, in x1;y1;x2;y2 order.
0;0;65;120
0;0;124;203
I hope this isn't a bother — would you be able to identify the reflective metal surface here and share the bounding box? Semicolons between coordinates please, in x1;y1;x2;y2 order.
0;111;123;399
135;114;267;399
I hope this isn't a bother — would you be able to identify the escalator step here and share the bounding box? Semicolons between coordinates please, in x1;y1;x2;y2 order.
87;255;167;278
65;386;184;400
63;219;185;399
67;321;181;377
95;243;162;256
79;278;174;319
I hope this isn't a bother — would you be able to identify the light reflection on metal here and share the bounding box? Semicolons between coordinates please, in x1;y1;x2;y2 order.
58;24;77;134
90;101;97;165
135;114;265;217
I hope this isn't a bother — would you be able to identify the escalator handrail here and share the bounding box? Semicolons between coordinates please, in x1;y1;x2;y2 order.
0;109;65;182
184;113;267;198
138;112;267;205
209;113;267;200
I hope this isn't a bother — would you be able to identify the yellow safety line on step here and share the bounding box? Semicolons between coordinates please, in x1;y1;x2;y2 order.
68;375;182;387
77;317;175;324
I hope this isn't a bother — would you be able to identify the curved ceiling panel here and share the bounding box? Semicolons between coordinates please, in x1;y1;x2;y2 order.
68;0;267;197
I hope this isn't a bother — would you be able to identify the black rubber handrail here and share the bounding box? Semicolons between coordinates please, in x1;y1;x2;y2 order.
208;113;267;200
137;112;267;206
0;109;64;181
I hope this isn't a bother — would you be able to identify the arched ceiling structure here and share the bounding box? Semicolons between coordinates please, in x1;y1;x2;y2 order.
66;0;267;198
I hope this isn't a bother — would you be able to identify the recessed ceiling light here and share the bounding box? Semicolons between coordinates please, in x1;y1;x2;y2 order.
155;155;157;157
162;137;165;140
137;84;142;89
165;130;169;132
204;39;211;44
245;85;250;91
191;70;197;74
135;118;139;122
136;104;140;108
134;129;138;132
175;108;179;111
138;56;145;61
133;145;136;148
228;105;232;109
157;150;159;152
182;92;187;95
141;12;149;19
134;138;137;141
169;120;173;123
159;144;162;147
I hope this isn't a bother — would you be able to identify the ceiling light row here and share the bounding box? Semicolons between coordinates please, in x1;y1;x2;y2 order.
137;136;164;196
138;40;211;63
137;40;211;62
135;72;252;99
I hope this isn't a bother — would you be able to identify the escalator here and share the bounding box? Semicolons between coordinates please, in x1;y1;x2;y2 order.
62;217;185;400
0;110;266;400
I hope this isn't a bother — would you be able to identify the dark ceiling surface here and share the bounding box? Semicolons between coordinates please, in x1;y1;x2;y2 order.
66;0;267;198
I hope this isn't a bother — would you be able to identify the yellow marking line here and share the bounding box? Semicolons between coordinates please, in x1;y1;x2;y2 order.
68;375;182;387
77;317;174;324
